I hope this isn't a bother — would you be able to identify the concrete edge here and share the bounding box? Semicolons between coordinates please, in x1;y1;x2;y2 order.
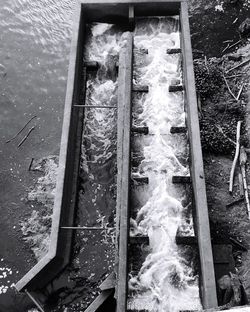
180;1;218;309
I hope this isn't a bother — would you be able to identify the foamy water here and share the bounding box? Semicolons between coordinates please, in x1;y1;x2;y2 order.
127;17;201;312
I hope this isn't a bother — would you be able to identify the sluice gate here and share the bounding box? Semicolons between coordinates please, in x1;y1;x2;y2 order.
15;1;221;311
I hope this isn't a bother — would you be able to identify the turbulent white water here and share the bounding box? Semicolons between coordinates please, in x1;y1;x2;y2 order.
127;17;202;312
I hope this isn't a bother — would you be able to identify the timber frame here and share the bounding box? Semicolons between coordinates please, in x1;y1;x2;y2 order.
15;1;218;311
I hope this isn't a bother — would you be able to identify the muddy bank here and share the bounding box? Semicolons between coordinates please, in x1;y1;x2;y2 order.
191;7;250;308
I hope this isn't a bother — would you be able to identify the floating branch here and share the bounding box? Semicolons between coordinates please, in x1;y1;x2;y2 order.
6;115;37;143
28;158;34;171
18;126;36;148
229;121;242;193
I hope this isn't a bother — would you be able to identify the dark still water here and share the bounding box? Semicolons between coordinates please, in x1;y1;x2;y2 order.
0;0;75;310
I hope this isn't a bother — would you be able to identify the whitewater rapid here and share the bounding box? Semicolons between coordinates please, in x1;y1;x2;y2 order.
127;17;201;312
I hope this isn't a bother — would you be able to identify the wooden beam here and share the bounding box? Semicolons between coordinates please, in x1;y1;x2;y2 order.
84;61;99;70
129;236;149;245
131;176;149;184
167;48;182;54
84;289;114;312
180;2;218;309
172;175;191;184
169;84;183;92
176;236;197;245
128;5;135;30
116;32;133;312
170;126;187;134
100;272;116;291
131;126;149;135
132;85;149;92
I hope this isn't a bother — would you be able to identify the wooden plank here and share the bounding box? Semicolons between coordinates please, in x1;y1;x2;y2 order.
180;2;218;309
84;61;99;70
116;32;133;312
176;236;197;245
172;175;191;184
169;84;183;92
131;126;149;135
99;272;116;291
84;289;114;312
129;5;135;30
170;126;187;134
132;85;149;92
167;48;182;54
129;236;149;245
131;176;149;184
15;2;85;292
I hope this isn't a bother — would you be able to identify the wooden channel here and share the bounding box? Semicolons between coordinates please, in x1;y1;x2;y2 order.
116;31;133;312
15;2;218;312
180;1;218;309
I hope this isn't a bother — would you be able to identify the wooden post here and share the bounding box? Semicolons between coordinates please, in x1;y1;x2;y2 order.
116;32;133;312
25;290;45;312
180;2;218;309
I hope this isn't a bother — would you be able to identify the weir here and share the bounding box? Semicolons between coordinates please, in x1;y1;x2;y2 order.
15;1;220;311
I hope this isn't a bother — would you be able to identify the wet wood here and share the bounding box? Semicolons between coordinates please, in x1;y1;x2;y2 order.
226;197;244;208
236;84;244;100
167;48;182;54
169;84;183;92
129;236;149;245
6;115;37;143
129;5;135;30
132;85;149;92
170;126;187;134
18;126;36;147
176;236;197;245
229;121;242;193
226;58;250;74
229;237;248;252
116;32;133;312
240;146;250;218
239;172;244;196
131;176;149;184
172;175;191;184
223;75;237;101
74;105;116;108
131;126;149;135
99;272;116;291
85;289;114;312
181;2;218;308
84;61;99;70
25;290;45;312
